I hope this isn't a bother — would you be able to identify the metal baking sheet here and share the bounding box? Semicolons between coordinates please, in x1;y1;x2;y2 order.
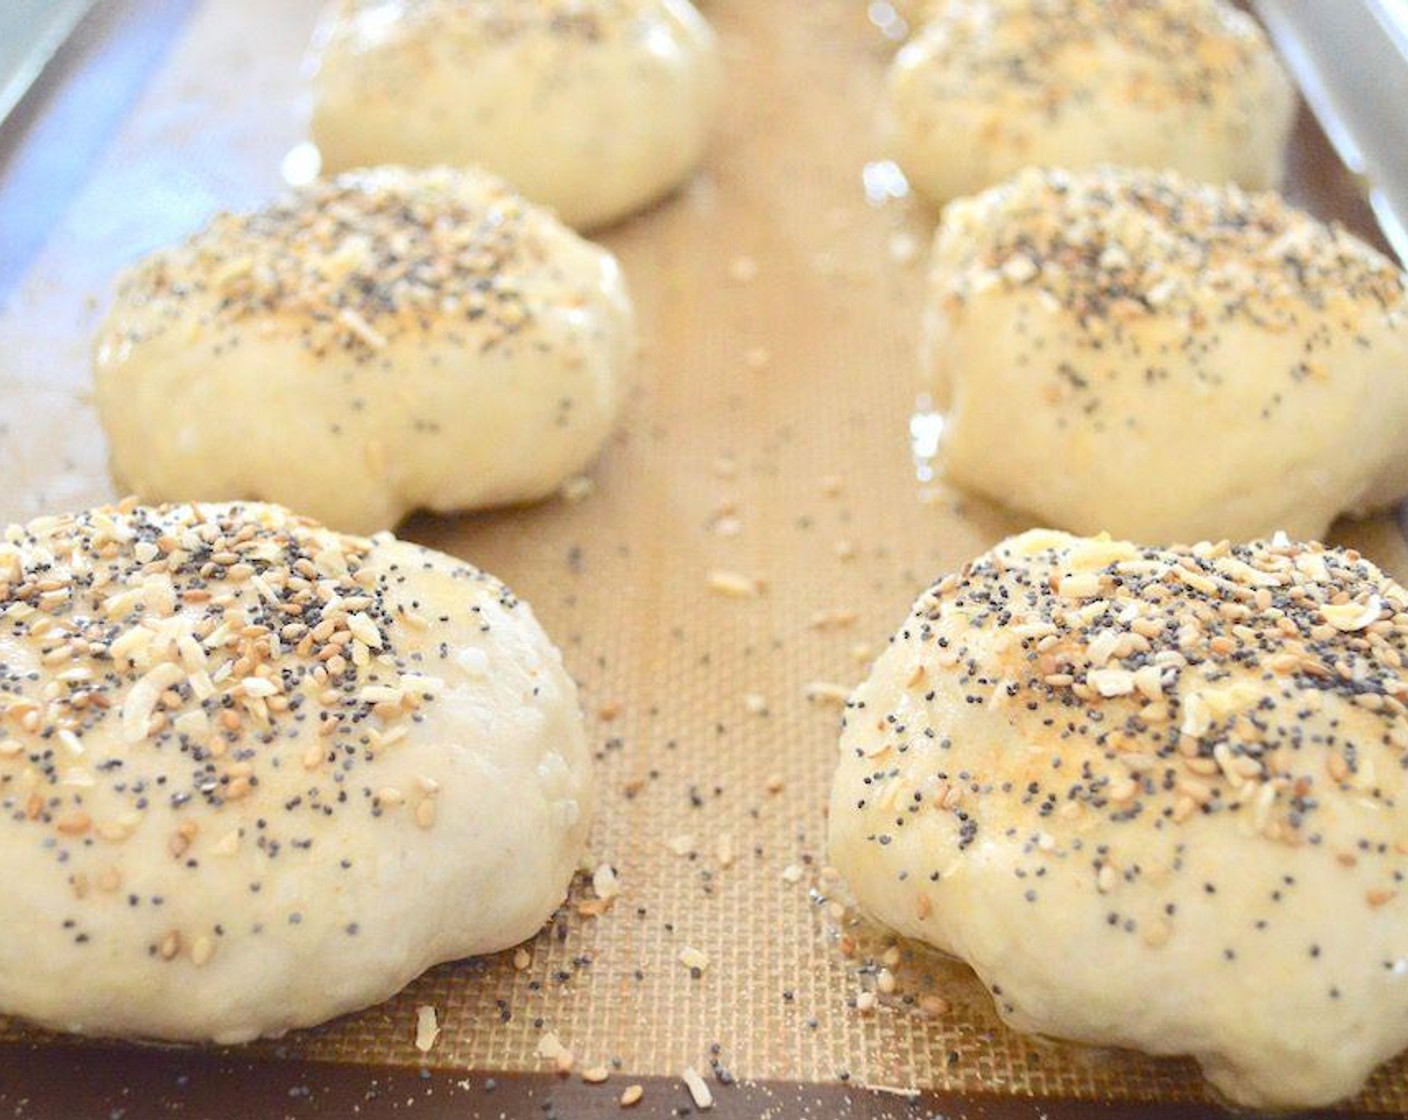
0;0;95;128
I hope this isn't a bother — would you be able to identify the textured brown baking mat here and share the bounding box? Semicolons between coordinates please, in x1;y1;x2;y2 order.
1;1;1407;1116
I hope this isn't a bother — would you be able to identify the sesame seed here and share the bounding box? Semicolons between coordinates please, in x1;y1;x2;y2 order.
707;570;762;598
619;1084;644;1107
682;1068;713;1110
414;798;437;829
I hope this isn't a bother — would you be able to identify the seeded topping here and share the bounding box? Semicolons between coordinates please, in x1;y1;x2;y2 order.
913;0;1273;110
938;166;1407;339
0;500;514;867
848;530;1408;854
102;168;546;358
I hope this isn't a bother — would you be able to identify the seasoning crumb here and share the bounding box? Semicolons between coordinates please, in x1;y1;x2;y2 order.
415;1005;440;1053
743;692;768;715
781;864;804;884
679;946;710;972
592;863;621;901
537;1032;574;1073
582;1065;611;1084
513;947;532;971
620;1084;644;1108
666;834;695;856
537;1031;564;1059
765;772;785;794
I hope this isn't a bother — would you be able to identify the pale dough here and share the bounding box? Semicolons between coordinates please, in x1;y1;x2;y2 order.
94;166;634;535
887;0;1294;206
830;528;1408;1109
924;166;1408;543
0;500;592;1043
308;0;722;230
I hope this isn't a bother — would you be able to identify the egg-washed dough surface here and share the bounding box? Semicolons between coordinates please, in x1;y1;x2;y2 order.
0;0;1406;1110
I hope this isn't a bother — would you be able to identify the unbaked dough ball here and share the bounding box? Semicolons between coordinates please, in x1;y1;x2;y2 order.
830;528;1408;1109
924;166;1408;544
308;0;721;230
94;166;634;535
887;0;1294;206
0;500;591;1044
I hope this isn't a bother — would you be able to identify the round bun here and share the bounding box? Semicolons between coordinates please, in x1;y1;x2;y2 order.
94;166;634;535
829;528;1408;1109
923;166;1408;543
887;0;1294;207
308;0;721;230
0;500;591;1044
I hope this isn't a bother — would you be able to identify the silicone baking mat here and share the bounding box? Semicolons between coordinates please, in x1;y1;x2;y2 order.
1;1;1407;1115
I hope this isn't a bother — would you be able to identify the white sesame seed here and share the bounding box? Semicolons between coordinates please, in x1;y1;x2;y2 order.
190;935;215;967
707;570;761;598
681;1068;713;1110
804;681;850;706
1087;668;1135;697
